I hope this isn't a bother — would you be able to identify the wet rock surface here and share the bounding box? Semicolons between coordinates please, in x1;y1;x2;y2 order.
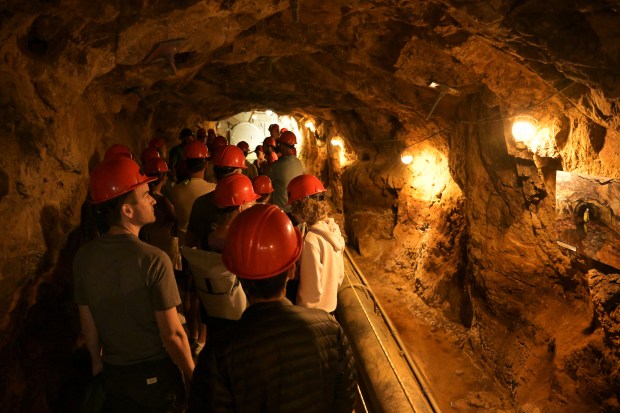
0;0;619;411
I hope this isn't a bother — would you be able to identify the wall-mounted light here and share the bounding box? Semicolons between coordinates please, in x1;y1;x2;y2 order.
330;137;349;166
401;154;413;165
265;109;273;116
512;115;538;144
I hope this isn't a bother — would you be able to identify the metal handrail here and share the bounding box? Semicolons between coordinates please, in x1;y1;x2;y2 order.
344;247;442;413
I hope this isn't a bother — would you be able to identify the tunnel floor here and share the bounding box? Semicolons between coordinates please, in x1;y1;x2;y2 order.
352;253;513;412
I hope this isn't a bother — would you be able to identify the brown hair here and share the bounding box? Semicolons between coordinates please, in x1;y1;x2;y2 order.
291;195;328;226
93;190;136;234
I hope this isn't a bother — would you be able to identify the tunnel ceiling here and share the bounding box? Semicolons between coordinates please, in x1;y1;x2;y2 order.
7;0;620;142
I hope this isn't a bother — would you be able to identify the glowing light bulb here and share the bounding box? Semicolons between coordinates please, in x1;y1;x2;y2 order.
330;137;348;166
401;154;413;165
429;82;439;88
265;110;273;116
305;121;315;132
512;116;538;143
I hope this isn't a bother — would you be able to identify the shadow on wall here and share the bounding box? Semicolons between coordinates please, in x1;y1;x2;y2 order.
0;200;98;412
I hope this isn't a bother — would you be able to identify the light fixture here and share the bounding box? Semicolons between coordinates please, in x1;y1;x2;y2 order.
429;81;439;88
330;137;349;166
305;120;316;132
265;109;273;116
512;115;538;143
401;154;413;165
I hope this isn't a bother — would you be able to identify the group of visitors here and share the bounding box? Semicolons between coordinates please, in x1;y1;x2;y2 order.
73;124;356;412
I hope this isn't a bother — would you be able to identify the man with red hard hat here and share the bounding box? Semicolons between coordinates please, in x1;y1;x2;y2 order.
169;140;215;351
188;204;357;412
268;130;304;214
261;137;278;175
186;145;246;250
74;157;194;412
170;141;214;246
236;140;258;181
253;144;268;175
181;174;258;350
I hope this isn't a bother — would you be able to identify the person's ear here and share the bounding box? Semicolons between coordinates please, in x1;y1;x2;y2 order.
121;203;134;219
286;264;296;280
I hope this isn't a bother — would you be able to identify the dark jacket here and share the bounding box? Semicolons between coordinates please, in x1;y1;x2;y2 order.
189;299;357;413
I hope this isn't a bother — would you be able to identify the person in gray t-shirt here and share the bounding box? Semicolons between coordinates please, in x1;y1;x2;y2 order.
268;131;304;212
74;156;194;412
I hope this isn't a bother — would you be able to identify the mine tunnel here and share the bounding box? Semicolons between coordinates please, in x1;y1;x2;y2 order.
1;1;620;412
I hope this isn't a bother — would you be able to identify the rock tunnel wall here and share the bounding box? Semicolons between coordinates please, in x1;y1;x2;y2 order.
0;0;619;411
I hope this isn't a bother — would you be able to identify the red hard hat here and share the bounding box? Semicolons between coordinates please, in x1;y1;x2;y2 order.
184;140;210;159
237;141;250;153
252;175;274;194
90;158;156;204
268;123;279;132
263;137;277;148
149;137;166;149
213;174;260;208
280;128;288;133
279;131;296;146
143;158;169;175
223;204;302;279
141;147;161;162
287;174;326;205
104;144;134;161
212;145;247;169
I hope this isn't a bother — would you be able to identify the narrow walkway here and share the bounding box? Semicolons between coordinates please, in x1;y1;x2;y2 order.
351;252;514;412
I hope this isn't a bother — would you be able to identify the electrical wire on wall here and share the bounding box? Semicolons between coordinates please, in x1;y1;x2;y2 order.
342;81;580;153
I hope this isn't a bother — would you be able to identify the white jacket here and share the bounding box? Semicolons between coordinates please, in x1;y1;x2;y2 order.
297;218;345;312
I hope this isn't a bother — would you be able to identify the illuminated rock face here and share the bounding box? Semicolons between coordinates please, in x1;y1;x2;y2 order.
0;1;619;411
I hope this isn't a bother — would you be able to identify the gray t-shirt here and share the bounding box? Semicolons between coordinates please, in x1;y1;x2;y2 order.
74;233;181;366
268;155;304;212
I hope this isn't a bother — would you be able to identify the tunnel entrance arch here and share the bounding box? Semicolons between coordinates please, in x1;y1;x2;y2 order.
214;110;301;161
573;199;615;230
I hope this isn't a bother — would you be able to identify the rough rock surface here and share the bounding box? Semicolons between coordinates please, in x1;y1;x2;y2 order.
0;0;619;411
